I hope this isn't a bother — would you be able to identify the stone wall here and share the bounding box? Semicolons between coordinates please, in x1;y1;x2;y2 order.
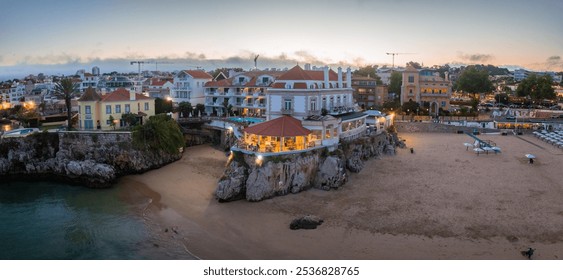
0;131;181;187
216;132;398;202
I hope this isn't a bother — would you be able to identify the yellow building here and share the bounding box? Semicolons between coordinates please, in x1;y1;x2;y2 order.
77;87;155;130
401;65;452;116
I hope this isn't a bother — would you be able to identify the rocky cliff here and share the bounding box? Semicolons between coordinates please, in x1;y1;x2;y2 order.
0;131;181;187
216;132;401;202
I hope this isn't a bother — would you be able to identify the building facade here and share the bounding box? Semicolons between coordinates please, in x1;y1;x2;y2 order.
267;65;367;145
351;76;388;109
401;65;452;115
77;87;155;130
204;70;283;117
171;70;213;105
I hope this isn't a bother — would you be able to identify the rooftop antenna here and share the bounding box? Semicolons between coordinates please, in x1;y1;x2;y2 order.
254;54;259;69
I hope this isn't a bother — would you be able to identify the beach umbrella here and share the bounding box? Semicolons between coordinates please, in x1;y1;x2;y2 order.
473;147;484;155
491;147;502;153
464;142;474;151
525;154;536;159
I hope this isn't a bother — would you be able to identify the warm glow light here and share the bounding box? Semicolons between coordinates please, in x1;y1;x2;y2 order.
257;155;263;161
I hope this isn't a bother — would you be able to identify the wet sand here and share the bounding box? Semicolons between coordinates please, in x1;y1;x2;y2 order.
117;134;563;259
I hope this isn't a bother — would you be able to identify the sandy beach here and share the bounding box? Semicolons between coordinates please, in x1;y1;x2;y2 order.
117;132;563;259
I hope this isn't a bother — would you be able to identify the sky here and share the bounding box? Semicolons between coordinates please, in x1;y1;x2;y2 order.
1;0;562;79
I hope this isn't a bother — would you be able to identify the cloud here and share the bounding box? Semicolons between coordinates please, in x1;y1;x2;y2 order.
526;55;563;71
546;55;562;68
457;52;493;63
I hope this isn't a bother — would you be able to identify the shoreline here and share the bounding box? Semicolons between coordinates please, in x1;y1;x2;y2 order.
118;136;563;259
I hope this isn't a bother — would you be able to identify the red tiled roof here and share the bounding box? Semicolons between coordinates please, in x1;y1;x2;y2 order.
184;70;213;79
151;80;167;86
245;76;257;86
277;65;312;80
306;69;339;81
205;79;232;87
293;82;307;89
244;116;311;137
101;88;152;102
277;65;339;81
271;82;286;89
78;87;101;102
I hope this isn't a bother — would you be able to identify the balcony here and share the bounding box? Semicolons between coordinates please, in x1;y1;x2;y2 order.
281;108;293;115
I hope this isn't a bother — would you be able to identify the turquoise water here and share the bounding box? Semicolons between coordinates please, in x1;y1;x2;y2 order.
0;181;193;260
228;117;264;123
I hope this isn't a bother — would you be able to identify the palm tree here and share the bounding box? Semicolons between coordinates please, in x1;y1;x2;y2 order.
54;78;78;130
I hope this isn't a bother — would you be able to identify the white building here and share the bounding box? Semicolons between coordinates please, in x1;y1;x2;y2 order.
78;73;100;92
268;65;367;145
204;70;283;116
171;70;213;105
92;66;100;76
513;68;562;83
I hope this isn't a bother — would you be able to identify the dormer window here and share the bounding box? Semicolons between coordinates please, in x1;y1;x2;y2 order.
262;77;269;84
238;77;245;84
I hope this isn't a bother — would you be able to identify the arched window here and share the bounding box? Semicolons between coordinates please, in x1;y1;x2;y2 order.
409;89;413;94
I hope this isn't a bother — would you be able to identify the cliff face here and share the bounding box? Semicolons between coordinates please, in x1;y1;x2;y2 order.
0;132;181;187
216;132;400;202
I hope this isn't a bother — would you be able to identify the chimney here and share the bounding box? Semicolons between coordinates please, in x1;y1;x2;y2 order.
337;67;343;88
346;67;352;88
323;66;330;89
129;89;136;101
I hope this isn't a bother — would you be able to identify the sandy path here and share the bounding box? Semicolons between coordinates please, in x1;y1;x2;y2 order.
118;134;563;259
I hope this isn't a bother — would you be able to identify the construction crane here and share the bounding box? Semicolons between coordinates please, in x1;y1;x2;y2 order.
151;61;174;71
385;52;415;69
130;61;150;77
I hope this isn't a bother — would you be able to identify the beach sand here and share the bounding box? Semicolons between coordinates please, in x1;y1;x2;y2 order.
117;133;563;259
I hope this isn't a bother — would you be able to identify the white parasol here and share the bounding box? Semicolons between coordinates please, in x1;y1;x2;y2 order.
464;142;474;151
525;154;536;159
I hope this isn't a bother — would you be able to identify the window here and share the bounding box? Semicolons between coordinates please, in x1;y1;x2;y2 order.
78;106;81;114
239;77;245;84
138;103;141;111
441;101;446;107
408;76;415;83
409;89;413;94
106;120;111;125
125;104;130;113
106;105;111;114
144;102;149;110
116;105;121;113
284;98;292;111
310;98;317;111
262;77;269;84
85;105;91;114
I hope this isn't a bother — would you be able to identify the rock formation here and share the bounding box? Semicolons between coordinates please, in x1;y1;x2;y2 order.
0;132;181;187
216;132;403;202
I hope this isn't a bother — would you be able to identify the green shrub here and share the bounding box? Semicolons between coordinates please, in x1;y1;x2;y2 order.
132;114;184;154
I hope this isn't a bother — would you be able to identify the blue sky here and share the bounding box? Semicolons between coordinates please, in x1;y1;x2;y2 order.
1;0;562;78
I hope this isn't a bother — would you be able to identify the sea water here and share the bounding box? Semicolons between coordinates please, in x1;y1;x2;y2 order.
0;181;194;260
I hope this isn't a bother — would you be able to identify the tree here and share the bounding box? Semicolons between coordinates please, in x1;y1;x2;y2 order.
155;98;173;114
121;113;138;127
402;99;419;114
54;77;78;130
353;65;383;85
388;71;402;94
194;103;206;117
177;101;192;118
132;114;184;154
406;61;422;69
221;99;232;117
455;66;494;98
108;115;116;130
382;98;400;113
516;74;556;101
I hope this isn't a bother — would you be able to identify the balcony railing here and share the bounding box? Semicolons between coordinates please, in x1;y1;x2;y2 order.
281;108;293;115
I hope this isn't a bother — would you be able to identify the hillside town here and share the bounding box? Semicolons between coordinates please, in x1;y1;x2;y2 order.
1;63;562;136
